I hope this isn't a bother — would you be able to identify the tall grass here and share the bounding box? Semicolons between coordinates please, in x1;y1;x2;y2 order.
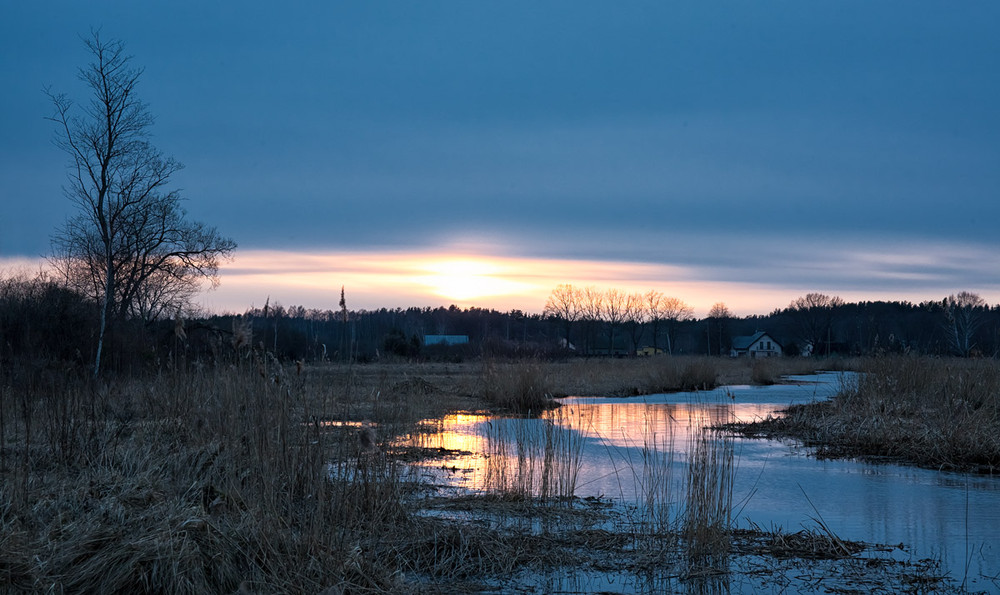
475;355;837;407
545;356;723;397
615;409;682;560
748;356;831;385
618;409;736;572
473;392;739;575
2;353;860;591
0;352;448;593
683;429;735;566
637;418;678;537
478;359;557;412
538;355;834;398
480;407;586;502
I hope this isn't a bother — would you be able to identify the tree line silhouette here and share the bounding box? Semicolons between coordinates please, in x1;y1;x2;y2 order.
3;272;998;373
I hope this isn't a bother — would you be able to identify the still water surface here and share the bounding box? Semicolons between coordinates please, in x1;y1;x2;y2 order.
406;372;999;590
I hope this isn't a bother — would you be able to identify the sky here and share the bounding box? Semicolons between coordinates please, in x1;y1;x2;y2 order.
2;2;999;316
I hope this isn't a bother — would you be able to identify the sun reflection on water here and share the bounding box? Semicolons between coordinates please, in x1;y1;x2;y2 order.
398;397;764;497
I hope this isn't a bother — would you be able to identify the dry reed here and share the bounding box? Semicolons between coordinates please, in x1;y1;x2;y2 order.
536;355;831;398
621;409;680;543
478;360;557;412
683;429;735;572
0;352;466;593
480;408;586;502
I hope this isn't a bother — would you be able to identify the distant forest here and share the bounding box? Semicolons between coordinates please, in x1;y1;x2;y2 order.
2;274;998;372
212;290;999;361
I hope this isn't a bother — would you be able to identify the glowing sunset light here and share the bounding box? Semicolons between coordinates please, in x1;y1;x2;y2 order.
186;248;824;316
415;259;537;302
7;238;1000;318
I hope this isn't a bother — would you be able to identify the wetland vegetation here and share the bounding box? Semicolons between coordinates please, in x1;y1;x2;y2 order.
729;355;1000;473
1;350;990;593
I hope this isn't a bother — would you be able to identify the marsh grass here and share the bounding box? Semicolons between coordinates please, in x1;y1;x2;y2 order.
543;356;724;397
683;429;735;571
478;359;557;412
636;418;679;538
750;359;780;384
471;355;834;412
480;407;586;502
748;355;838;386
737;524;864;560
731;356;1000;472
475;388;738;570
0;353;480;593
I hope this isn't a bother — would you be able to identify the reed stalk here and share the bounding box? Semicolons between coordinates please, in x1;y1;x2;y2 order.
683;429;735;570
480;409;586;502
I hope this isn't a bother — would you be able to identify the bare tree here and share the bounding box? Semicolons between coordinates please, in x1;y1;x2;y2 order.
942;291;986;357
644;290;666;352
654;296;694;355
543;284;581;350
580;286;605;355
47;32;236;376
603;288;628;355
788;293;844;355
623;291;646;354
707;302;731;355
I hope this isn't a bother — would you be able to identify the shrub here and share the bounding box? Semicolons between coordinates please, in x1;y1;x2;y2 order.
479;360;557;413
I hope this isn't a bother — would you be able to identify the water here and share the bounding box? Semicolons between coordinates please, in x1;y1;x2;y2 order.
404;372;1000;591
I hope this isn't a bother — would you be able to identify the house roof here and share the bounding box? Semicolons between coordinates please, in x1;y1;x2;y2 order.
731;331;781;350
424;334;469;345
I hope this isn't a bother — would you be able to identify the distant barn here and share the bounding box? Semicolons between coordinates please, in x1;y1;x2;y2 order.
423;335;469;346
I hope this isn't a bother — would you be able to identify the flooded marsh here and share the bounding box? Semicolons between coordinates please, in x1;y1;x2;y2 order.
3;357;995;593
402;372;1000;592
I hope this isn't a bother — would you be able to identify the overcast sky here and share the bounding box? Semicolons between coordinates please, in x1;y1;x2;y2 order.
2;2;999;315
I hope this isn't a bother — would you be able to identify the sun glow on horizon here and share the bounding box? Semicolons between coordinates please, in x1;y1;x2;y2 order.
414;259;537;301
190;248;812;316
7;243;1000;319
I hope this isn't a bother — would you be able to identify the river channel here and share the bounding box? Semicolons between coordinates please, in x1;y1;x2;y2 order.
404;372;999;592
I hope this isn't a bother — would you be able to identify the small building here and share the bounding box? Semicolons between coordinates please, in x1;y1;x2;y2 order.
423;334;469;346
730;331;782;358
558;338;576;351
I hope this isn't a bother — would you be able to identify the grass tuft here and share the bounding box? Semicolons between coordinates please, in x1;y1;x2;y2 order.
478;360;558;413
683;429;735;571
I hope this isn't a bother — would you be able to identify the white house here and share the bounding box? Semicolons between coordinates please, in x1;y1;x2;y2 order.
730;331;782;358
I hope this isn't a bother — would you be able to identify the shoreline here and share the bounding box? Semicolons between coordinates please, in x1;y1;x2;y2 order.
723;356;1000;474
